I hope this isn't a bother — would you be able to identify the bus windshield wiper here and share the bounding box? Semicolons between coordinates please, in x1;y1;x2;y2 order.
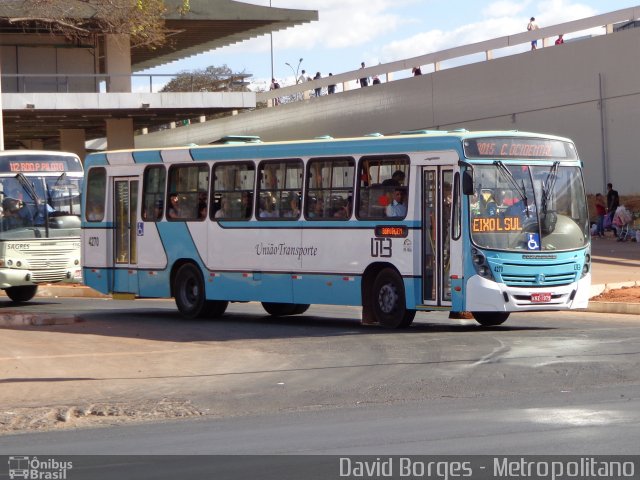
494;161;530;217
15;173;39;204
16;173;49;236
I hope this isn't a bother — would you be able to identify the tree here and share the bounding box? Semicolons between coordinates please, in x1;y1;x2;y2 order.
5;0;190;50
160;65;250;93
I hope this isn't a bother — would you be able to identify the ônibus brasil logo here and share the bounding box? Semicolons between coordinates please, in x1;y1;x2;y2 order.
8;456;73;479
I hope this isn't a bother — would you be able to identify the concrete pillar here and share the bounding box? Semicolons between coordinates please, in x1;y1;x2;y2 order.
59;129;86;160
104;34;132;93
105;118;134;150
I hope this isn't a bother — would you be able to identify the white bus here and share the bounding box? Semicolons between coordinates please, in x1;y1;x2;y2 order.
0;150;83;302
81;130;591;327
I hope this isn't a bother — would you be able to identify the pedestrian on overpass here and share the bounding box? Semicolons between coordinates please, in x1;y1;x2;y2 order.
358;62;369;87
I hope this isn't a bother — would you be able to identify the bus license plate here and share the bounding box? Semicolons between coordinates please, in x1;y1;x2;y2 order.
531;292;552;303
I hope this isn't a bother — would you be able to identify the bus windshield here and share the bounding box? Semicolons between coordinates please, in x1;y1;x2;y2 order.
0;175;81;240
469;163;589;251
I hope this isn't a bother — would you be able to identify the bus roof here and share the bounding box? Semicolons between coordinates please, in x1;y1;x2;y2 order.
87;130;575;166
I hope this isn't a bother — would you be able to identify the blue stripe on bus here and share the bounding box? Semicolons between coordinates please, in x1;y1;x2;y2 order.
216;220;421;229
132;150;164;164
84;265;421;309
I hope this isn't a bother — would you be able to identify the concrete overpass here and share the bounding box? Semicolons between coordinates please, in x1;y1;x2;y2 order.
136;6;640;196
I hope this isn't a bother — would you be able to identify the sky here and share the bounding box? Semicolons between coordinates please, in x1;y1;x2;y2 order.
141;0;640;91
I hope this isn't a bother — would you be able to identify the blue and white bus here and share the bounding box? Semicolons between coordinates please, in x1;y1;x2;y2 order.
81;130;591;327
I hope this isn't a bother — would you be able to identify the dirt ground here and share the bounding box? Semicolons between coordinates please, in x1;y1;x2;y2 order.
591;286;640;303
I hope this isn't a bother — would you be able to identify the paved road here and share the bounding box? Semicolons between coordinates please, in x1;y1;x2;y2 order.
1;300;639;442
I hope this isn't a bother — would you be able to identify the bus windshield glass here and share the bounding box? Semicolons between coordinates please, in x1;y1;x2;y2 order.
0;175;81;239
469;163;589;251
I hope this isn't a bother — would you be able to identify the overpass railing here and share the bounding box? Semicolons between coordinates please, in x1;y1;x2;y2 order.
257;5;640;106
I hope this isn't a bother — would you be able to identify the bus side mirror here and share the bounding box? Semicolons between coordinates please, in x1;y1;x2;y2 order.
462;169;474;195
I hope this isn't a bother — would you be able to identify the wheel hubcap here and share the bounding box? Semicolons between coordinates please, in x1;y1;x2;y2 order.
378;283;398;313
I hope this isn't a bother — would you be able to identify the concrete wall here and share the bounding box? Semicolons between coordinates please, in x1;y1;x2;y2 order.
136;27;640;195
1;42;95;93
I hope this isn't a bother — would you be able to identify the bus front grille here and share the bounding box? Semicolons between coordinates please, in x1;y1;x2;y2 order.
31;269;67;284
501;271;577;287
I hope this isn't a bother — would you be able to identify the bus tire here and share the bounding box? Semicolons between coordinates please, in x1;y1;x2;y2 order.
370;268;412;328
174;263;206;319
290;304;310;315
472;312;510;326
261;302;297;316
204;300;228;318
5;285;38;303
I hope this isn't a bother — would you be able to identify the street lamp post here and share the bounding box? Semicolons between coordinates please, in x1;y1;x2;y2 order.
269;1;274;82
285;58;303;84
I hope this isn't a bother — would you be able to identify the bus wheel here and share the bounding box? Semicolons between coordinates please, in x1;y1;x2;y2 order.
5;285;38;303
262;302;297;316
290;304;310;315
174;263;206;319
204;300;228;319
371;268;412;328
472;312;510;326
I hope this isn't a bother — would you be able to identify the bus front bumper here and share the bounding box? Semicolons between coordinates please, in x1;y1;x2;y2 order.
0;267;82;289
465;273;591;312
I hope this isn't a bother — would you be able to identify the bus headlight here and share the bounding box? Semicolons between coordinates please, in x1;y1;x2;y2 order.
582;250;591;278
471;248;495;281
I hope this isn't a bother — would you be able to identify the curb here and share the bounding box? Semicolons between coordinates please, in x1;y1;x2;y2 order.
586;302;640;315
0;284;110;299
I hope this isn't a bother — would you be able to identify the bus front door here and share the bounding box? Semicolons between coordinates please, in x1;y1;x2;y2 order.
422;167;453;307
112;178;139;294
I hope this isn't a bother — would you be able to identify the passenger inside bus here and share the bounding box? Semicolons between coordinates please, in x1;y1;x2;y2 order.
259;197;277;218
214;196;229;219
284;193;301;218
385;187;407;217
167;193;181;219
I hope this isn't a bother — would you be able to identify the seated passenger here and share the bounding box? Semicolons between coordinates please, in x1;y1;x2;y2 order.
385;188;407;217
167;193;181;219
1;198;27;228
259;198;277;218
214;197;229;219
284;194;300;218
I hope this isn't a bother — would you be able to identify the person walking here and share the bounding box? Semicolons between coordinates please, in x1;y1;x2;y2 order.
594;193;606;238
327;73;336;94
269;78;281;105
527;17;539;50
606;182;620;224
313;72;322;97
358;62;368;87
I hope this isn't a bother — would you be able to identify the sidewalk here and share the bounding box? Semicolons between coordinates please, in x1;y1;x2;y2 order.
2;234;639;314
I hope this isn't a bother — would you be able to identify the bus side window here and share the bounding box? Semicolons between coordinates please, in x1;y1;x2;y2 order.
305;157;354;221
167;164;209;221
257;159;302;220
213;162;255;220
358;155;410;219
142;165;166;221
85;167;106;222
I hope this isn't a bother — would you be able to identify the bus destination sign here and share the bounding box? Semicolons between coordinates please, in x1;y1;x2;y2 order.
8;160;66;172
0;155;83;173
375;225;408;238
464;137;576;160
